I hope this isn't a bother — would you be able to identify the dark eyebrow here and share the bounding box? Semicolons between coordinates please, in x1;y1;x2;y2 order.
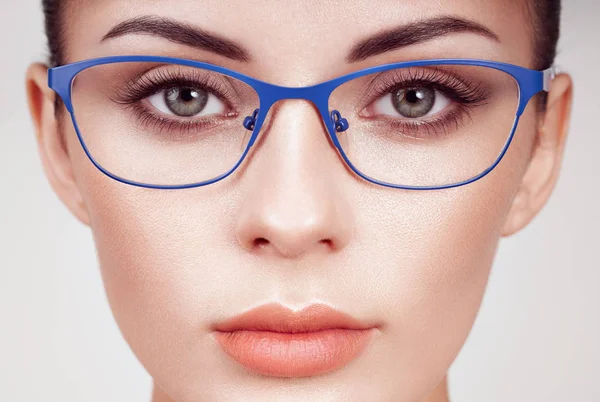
101;16;251;62
347;16;500;63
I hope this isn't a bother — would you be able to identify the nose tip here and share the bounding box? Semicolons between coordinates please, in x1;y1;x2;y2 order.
235;189;353;259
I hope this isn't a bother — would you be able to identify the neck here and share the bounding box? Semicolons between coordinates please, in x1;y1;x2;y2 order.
152;374;450;402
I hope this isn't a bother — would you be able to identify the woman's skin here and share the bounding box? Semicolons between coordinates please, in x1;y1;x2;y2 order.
26;0;572;401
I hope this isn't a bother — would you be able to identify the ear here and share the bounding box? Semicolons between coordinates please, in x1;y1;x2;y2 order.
26;63;91;227
502;73;573;237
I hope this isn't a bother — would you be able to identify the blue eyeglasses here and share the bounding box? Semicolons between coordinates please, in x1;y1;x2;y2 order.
48;55;555;190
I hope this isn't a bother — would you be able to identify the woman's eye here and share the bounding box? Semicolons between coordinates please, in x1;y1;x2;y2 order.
147;86;226;117
372;86;451;119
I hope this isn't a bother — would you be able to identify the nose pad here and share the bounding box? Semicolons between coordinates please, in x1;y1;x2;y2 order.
243;108;260;131
331;110;349;133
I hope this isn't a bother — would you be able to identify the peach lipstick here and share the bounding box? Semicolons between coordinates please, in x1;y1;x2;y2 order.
212;303;377;378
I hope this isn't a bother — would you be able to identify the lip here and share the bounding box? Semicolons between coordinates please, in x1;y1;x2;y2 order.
211;303;379;378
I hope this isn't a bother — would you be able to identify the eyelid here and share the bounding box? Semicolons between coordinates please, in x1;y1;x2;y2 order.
357;66;490;114
355;68;435;111
112;65;240;108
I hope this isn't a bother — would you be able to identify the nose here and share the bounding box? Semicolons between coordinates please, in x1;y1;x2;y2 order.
234;100;354;259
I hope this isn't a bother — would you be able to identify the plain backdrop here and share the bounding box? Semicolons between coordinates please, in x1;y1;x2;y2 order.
1;1;599;401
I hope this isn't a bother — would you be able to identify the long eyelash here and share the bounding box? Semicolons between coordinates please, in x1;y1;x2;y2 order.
370;67;491;106
364;68;491;139
110;67;236;106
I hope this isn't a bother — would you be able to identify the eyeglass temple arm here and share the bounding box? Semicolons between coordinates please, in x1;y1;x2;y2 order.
543;65;557;92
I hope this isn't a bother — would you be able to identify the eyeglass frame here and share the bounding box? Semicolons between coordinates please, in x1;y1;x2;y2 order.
48;55;556;191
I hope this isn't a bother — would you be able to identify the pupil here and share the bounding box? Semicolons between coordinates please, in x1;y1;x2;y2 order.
392;87;435;118
180;88;196;102
406;90;419;103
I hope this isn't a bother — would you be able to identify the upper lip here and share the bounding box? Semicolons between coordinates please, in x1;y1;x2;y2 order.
212;303;378;333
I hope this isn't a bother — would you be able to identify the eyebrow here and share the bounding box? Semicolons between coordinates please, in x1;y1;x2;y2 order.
347;16;500;63
101;16;251;62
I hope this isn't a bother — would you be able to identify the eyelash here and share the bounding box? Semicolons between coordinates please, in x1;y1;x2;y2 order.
109;68;238;138
362;68;491;138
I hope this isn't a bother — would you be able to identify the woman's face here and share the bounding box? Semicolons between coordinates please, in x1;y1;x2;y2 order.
29;0;571;401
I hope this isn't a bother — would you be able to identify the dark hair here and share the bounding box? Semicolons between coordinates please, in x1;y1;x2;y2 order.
42;0;561;70
527;0;562;71
42;0;64;68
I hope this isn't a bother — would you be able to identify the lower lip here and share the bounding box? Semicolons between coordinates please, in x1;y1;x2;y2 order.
213;328;375;377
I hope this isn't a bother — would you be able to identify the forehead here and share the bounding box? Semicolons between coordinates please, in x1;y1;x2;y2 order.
66;0;534;82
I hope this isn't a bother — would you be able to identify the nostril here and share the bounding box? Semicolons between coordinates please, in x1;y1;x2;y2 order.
320;239;333;247
254;237;269;248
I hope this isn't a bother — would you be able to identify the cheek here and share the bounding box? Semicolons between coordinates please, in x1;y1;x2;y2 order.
355;117;534;393
359;186;503;384
77;179;243;390
65;121;242;381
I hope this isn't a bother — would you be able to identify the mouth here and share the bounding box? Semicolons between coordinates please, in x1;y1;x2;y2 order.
211;302;379;378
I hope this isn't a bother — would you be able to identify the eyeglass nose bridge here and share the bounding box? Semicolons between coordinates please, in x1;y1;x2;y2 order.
241;82;349;150
243;107;348;133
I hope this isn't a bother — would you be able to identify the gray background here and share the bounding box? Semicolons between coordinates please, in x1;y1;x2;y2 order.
1;1;599;401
